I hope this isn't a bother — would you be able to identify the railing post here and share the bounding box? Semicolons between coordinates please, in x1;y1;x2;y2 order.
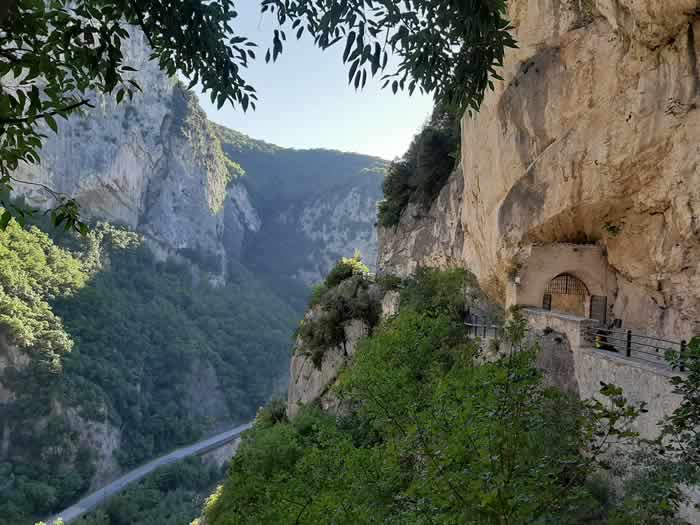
680;340;687;372
626;330;632;357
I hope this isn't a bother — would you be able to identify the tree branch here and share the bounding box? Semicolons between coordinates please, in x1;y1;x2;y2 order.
0;98;94;125
8;175;68;202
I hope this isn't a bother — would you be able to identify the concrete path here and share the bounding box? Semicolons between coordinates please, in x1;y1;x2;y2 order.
45;422;253;524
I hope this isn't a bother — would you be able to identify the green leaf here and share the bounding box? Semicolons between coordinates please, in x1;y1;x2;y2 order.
0;210;12;230
45;115;58;133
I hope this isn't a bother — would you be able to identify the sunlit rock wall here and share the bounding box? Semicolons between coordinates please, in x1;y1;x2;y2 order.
459;0;699;340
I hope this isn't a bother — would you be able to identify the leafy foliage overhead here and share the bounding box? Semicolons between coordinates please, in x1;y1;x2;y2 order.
261;0;516;112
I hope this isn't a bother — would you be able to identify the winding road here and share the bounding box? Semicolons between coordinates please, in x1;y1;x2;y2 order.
46;422;253;524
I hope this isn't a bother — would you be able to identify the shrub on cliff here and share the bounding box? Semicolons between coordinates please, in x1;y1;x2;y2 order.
323;253;370;289
399;267;472;319
377;106;461;227
297;255;379;369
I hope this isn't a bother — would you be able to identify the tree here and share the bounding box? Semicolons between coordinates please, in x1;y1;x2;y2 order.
0;0;516;230
201;274;648;525
662;337;700;486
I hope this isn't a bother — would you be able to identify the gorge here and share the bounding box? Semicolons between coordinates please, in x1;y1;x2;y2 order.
1;0;699;524
0;30;385;524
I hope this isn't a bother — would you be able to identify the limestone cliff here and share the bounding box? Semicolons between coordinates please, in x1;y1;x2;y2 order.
287;317;369;417
378;165;464;277
12;28;383;287
380;0;700;341
273;176;382;285
12;30;251;280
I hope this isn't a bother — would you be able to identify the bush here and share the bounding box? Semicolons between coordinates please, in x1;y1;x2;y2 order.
256;399;288;428
399;267;472;320
378;106;461;227
308;282;328;307
323;252;370;289
297;255;379;369
375;273;404;292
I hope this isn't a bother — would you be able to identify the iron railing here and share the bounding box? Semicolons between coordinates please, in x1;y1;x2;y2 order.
464;322;504;339
582;326;687;370
464;318;530;340
464;320;688;372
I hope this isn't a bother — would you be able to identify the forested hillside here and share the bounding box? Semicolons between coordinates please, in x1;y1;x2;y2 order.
215;125;386;306
0;83;386;523
0;219;297;524
215;125;386;214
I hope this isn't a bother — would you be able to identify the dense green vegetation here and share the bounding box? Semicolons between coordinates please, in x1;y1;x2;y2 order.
0;219;299;524
0;218;93;521
199;269;700;525
74;457;225;525
297;255;379;368
378;107;461;227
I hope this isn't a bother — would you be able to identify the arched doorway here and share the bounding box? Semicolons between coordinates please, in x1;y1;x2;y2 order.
542;273;589;317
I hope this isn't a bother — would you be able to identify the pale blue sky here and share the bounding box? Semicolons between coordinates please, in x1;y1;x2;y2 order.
196;3;433;160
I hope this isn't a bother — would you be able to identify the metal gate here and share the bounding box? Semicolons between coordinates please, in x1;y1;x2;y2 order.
590;295;607;323
544;273;589;296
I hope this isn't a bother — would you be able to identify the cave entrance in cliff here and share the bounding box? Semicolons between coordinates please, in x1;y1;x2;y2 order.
542;273;590;318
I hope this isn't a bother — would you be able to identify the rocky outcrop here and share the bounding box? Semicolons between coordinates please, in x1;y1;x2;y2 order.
461;0;699;340
65;408;123;489
287;318;369;417
379;0;699;341
184;358;233;424
378;166;464;277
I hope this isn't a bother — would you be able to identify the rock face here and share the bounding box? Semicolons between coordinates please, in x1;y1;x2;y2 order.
461;0;699;340
378;166;464;277
276;176;382;284
380;0;699;342
287;317;369;417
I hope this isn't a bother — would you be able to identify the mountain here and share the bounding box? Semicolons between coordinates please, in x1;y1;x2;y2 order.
1;30;385;525
196;1;700;523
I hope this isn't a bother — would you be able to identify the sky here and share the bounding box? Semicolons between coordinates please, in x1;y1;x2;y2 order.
196;3;434;161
